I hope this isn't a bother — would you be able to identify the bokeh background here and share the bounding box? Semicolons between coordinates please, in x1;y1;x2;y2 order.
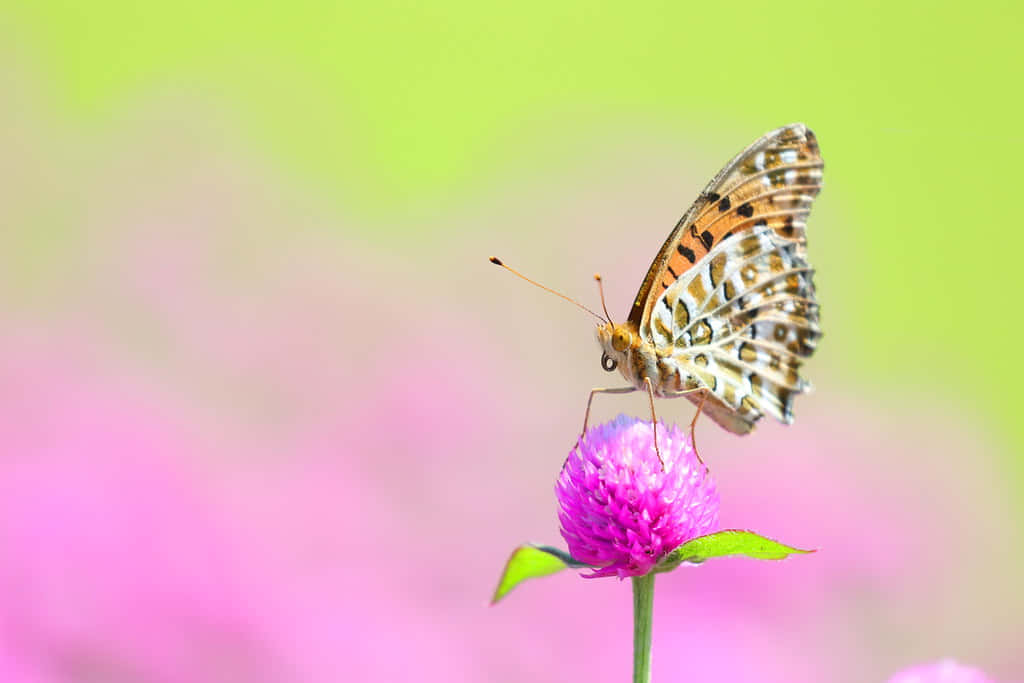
2;2;1022;681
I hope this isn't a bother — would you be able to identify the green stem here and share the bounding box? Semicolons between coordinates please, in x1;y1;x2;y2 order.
631;572;655;683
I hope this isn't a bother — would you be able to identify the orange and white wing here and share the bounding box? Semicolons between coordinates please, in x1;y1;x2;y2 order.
626;123;823;330
643;218;822;434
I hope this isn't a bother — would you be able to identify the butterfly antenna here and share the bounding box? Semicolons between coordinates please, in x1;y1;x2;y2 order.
593;274;613;324
489;257;606;323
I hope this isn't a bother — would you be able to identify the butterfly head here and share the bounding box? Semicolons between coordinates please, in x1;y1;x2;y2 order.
595;322;639;373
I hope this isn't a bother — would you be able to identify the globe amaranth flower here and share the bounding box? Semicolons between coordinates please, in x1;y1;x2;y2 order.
887;659;994;683
555;415;719;578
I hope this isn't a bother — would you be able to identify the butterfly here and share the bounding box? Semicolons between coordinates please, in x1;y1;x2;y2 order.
493;123;823;449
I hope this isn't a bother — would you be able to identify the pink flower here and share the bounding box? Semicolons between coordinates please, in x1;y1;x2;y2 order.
555;415;719;578
888;659;994;683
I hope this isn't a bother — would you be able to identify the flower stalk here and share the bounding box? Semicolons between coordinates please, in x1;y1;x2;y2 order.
631;572;655;683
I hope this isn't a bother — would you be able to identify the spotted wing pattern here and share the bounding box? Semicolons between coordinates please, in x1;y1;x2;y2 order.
642;225;821;434
627;123;823;330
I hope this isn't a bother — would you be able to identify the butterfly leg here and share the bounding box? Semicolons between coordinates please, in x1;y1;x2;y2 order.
688;389;710;471
641;377;665;468
580;386;638;436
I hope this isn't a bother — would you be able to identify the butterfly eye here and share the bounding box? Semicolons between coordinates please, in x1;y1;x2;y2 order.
601;353;618;372
611;329;630;352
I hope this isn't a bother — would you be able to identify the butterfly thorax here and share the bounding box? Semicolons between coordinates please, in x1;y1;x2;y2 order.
596;321;682;396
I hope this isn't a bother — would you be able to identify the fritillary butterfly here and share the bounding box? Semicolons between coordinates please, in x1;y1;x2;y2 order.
594;123;823;436
493;123;823;448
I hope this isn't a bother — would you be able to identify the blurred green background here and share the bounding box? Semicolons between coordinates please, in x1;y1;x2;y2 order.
7;0;1023;471
2;2;1022;680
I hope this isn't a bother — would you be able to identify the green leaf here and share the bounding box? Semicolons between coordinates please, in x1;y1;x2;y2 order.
656;530;814;572
491;545;590;604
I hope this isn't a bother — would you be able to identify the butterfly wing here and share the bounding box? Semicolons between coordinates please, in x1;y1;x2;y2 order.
626;123;823;329
657;225;821;433
644;226;821;433
638;124;824;435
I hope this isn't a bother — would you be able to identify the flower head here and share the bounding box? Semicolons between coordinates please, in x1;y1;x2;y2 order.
887;660;994;683
555;415;719;578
